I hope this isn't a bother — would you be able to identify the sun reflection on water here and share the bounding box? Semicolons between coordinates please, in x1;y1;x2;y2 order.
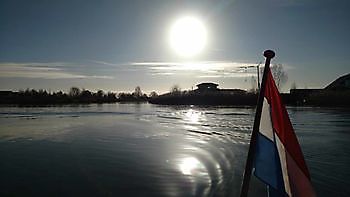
179;157;204;176
185;109;200;124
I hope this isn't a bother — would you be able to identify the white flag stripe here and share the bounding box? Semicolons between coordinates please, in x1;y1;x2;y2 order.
275;134;292;196
259;98;274;141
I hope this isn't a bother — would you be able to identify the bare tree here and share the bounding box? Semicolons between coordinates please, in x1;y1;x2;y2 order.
97;90;104;97
271;64;288;90
170;85;181;94
69;87;80;97
291;81;297;90
249;76;258;93
149;91;158;98
133;86;142;97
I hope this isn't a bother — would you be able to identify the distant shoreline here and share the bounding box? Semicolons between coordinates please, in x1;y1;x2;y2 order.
149;89;350;108
0;88;149;105
1;88;350;107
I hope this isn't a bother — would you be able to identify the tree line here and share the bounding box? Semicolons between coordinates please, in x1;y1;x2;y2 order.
0;86;158;105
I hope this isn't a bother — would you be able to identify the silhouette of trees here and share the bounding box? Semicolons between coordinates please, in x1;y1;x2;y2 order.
0;85;156;104
96;90;104;97
80;89;93;102
133;86;142;97
0;87;118;104
106;92;117;101
69;87;81;97
170;85;181;94
149;91;158;98
2;84;350;107
117;86;148;102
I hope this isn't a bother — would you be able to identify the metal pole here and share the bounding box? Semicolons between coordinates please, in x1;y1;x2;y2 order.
257;64;260;90
239;50;275;197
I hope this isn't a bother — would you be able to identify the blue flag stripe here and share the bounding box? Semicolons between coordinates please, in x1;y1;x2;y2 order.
254;133;286;195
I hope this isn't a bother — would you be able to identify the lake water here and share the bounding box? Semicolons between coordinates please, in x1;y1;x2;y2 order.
0;104;349;196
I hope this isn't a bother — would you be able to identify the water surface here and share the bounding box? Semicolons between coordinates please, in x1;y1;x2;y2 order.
0;104;349;196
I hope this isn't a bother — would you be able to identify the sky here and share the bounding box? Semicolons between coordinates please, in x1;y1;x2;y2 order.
0;0;349;94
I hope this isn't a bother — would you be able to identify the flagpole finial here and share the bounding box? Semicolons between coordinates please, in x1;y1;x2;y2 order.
264;50;275;59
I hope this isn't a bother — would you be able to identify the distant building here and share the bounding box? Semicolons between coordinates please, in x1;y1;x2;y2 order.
290;73;350;95
150;82;253;105
196;83;219;92
290;73;350;105
220;89;247;95
325;73;350;91
289;88;322;103
194;82;247;94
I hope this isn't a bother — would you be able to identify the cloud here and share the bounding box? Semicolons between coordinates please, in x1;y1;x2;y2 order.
132;61;260;77
197;73;255;78
150;72;175;76
89;60;119;67
0;62;113;79
197;75;223;78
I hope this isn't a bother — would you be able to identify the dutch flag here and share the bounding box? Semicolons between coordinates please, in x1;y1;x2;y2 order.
253;66;315;196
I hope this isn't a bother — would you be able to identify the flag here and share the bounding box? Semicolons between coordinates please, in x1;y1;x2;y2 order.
253;67;315;196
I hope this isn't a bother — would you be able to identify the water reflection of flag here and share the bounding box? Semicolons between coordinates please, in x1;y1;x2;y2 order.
253;67;315;196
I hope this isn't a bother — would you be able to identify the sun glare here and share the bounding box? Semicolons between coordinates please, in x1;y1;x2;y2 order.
179;157;202;175
169;16;207;57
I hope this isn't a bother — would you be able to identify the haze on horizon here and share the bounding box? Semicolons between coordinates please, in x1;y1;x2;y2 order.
0;0;349;94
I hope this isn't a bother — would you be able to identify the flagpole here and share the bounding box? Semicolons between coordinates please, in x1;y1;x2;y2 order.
240;50;275;197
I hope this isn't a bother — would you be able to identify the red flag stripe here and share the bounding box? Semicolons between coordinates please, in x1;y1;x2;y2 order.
263;68;310;178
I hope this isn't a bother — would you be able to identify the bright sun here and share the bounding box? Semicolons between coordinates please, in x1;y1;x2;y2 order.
169;16;207;57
